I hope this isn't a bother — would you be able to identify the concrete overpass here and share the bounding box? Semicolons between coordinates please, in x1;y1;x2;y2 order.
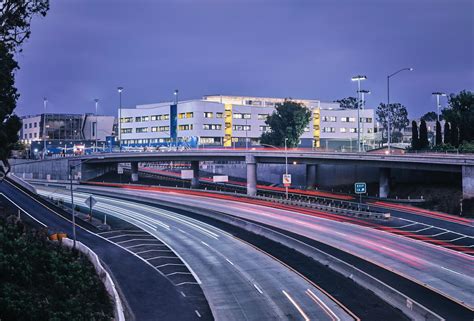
10;150;474;199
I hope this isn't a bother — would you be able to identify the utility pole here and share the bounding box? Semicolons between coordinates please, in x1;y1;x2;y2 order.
351;75;367;152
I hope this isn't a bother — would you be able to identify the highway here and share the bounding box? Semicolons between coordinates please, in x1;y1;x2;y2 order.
36;186;356;321
57;184;474;312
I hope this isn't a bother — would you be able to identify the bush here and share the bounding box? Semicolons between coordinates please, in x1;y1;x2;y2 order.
0;217;113;321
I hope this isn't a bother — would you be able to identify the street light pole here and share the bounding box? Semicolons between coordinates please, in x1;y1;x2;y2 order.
174;89;179;104
94;99;99;153
387;67;413;152
117;87;123;152
43;97;48;159
69;165;77;248
432;92;446;122
285;137;288;199
351;75;367;152
245;116;249;150
358;89;371;151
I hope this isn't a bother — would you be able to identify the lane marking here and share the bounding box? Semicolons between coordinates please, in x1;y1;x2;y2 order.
107;233;149;239
225;258;234;266
441;266;472;278
125;243;167;249
155;263;186;268
195;310;201;318
306;289;340;321
116;238;158;244
282;290;310;321
0;193;47;227
146;256;180;260
181;291;186;297
134;249;171;255
201;241;210;247
166;272;192;276
253;283;264;294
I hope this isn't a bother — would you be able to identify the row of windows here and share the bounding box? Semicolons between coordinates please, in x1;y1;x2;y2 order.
24;133;38;139
178;112;194;119
323;116;373;123
24;122;38;129
121;114;170;123
122;138;171;144
121;126;170;134
322;127;374;133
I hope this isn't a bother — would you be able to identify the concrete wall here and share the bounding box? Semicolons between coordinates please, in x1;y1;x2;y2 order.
462;165;474;199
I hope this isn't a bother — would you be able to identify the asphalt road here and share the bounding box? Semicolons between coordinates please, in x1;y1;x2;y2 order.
69;184;474;312
37;186;355;321
0;180;202;321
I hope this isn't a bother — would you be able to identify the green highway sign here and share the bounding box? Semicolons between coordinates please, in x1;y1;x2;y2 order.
355;182;366;194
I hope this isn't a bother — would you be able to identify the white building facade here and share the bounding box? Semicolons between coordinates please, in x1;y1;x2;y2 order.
119;95;376;150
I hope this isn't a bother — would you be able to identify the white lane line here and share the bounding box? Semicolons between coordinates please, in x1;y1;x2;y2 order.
282;290;310;321
181;291;186;297
396;222;418;229
135;249;171;255
107;233;149;239
195;310;201;318
441;266;472;278
178;228;189;235
166;272;192;276
125;243;165;249
176;281;200;286
155;263;185;268
450;236;467;242
405;226;433;233
306;289;340;321
253;283;264;294
116;238;158;244
201;241;210;247
0;193;47;227
147;256;180;260
333;231;347;237
225;258;234;266
428;231;449;237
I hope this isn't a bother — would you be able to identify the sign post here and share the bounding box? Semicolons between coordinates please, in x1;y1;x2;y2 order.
354;182;366;207
117;164;123;184
84;195;97;222
283;174;291;199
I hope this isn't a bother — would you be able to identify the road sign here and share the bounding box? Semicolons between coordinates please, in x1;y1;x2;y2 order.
181;170;194;179
354;182;366;194
283;174;292;187
117;165;124;174
84;195;97;208
213;175;228;183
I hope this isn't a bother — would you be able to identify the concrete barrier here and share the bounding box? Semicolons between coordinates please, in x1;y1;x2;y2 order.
7;173;37;194
61;238;125;321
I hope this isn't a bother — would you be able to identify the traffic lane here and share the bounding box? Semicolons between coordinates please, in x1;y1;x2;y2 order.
0;181;200;321
39;187;354;321
85;187;474;309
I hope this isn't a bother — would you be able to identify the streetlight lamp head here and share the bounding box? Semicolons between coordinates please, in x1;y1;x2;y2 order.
174;89;178;95
409;68;414;71
351;75;367;81
94;98;99;103
117;87;123;93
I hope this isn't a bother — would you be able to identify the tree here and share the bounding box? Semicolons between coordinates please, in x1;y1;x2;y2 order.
450;121;459;148
443;121;451;145
335;97;359;109
0;1;49;179
420;111;439;122
411;120;419;149
435;121;442;146
376;103;409;143
260;100;311;147
419;120;429;149
442;90;474;144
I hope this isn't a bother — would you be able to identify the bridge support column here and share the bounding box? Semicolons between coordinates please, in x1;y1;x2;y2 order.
462;165;474;200
306;164;318;189
379;167;390;198
246;155;257;197
191;161;200;189
131;162;139;182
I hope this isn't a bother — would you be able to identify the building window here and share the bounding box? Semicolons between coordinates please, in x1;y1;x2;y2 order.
340;128;347;133
216;112;223;118
233;113;251;119
360;117;372;123
322;116;337;122
258;114;269;120
322;127;335;133
121;128;133;134
136;127;148;133
151;126;169;132
178;124;193;131
29;123;32;128
259;125;270;132
349;117;356;122
24;124;27;129
34;122;37;128
367;128;374;133
135;116;142;122
203;124;222;130
24;134;27;139
200;137;220;144
34;133;37;138
349;128;358;133
29;133;32;138
121;117;133;123
203;112;213;118
186;112;193;118
233;125;251;131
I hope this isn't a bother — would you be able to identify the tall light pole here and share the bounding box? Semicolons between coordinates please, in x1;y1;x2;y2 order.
94;98;99;153
358;89;371;151
117;87;123;152
351;75;367;152
387;67;413;152
284;137;288;199
432;92;446;122
43;97;48;159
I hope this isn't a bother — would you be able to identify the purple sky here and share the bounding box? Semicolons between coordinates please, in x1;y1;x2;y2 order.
15;0;474;118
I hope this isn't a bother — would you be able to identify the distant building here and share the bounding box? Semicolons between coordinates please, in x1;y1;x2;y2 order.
119;95;376;150
20;113;115;155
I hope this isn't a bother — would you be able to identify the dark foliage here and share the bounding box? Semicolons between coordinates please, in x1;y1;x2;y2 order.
411;121;419;149
443;122;451;145
435;121;442;146
419;120;429;149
